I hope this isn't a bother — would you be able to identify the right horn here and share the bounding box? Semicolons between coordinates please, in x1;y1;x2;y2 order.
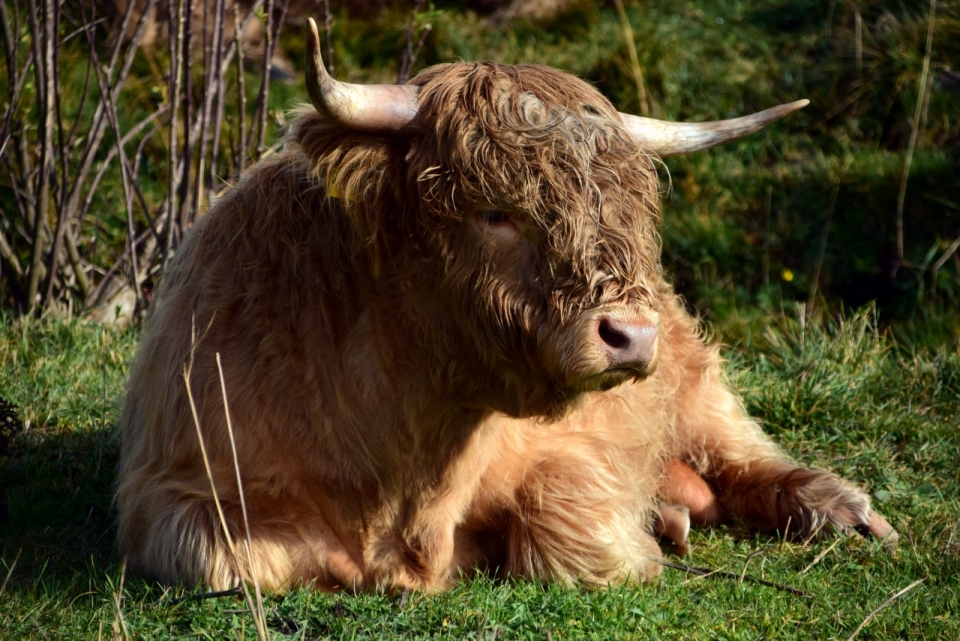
619;100;809;157
305;18;422;134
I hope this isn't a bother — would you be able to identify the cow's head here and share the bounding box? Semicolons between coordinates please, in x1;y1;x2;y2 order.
297;20;806;418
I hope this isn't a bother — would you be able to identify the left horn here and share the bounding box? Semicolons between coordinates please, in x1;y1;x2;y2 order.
619;100;809;157
305;18;422;133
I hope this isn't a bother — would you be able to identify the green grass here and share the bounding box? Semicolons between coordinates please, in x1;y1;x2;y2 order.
1;309;957;639
2;0;959;637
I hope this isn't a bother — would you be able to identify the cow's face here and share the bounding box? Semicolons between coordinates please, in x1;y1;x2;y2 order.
302;20;805;418
406;64;663;417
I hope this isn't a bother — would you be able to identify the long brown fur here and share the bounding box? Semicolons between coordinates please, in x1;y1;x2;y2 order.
116;62;876;592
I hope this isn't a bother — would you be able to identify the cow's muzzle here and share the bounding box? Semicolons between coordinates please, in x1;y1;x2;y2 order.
594;311;660;378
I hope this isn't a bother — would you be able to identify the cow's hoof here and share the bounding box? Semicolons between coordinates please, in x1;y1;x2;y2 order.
654;503;691;556
779;468;873;538
859;510;899;554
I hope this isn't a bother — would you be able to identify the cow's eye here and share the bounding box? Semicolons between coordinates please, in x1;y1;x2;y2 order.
479;209;510;224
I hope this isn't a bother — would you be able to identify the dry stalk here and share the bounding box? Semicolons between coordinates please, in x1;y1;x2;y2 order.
0;548;21;596
932;233;960;280
853;3;862;82
762;185;772;285
808;183;840;310
844;578;925;641
798;537;841;576
110;561;131;641
613;0;650;116
216;352;268;636
738;544;775;586
896;0;937;261
183;319;269;641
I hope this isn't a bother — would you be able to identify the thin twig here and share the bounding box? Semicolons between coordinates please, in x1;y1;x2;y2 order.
738;544;775;585
254;0;276;155
25;0;53;312
164;0;186;266
208;0;229;193
844;578;925;641
932;234;960;276
323;0;334;76
167;586;243;606
233;4;248;175
654;558;813;597
0;216;23;278
178;0;194;231
42;0;69;306
87;42;144;312
397;0;425;84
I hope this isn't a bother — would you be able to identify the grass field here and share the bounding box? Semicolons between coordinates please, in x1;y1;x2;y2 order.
2;0;959;638
1;310;958;639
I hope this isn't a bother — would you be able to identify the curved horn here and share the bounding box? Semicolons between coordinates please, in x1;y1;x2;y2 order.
619;100;810;157
305;18;422;133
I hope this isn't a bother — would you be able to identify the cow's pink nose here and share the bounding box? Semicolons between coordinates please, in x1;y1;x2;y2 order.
596;316;659;372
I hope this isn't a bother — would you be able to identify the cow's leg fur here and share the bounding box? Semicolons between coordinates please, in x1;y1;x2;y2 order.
118;483;369;592
659;296;872;538
478;427;664;585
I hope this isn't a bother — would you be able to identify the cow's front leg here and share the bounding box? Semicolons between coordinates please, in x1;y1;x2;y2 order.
488;430;664;586
364;420;503;592
657;298;889;543
365;507;459;592
667;376;890;542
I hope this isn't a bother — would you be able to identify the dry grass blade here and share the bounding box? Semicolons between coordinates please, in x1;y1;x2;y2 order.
808;183;840;310
612;0;649;116
183;319;270;641
0;548;22;596
798;537;841;576
111;561;130;641
845;578;926;641
896;0;937;261
216;352;268;636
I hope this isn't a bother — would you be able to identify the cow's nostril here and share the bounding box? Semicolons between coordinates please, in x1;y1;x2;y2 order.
598;317;629;350
595;314;659;374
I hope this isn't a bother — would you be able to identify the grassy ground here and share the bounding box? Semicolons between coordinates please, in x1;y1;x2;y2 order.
1;309;957;639
2;0;959;638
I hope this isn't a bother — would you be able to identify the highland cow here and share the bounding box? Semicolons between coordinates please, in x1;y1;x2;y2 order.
116;19;896;591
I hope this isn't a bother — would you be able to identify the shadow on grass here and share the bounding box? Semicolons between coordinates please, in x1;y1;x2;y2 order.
1;426;122;592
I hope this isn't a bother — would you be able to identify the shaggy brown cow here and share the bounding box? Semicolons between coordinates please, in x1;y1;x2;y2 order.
116;20;895;591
